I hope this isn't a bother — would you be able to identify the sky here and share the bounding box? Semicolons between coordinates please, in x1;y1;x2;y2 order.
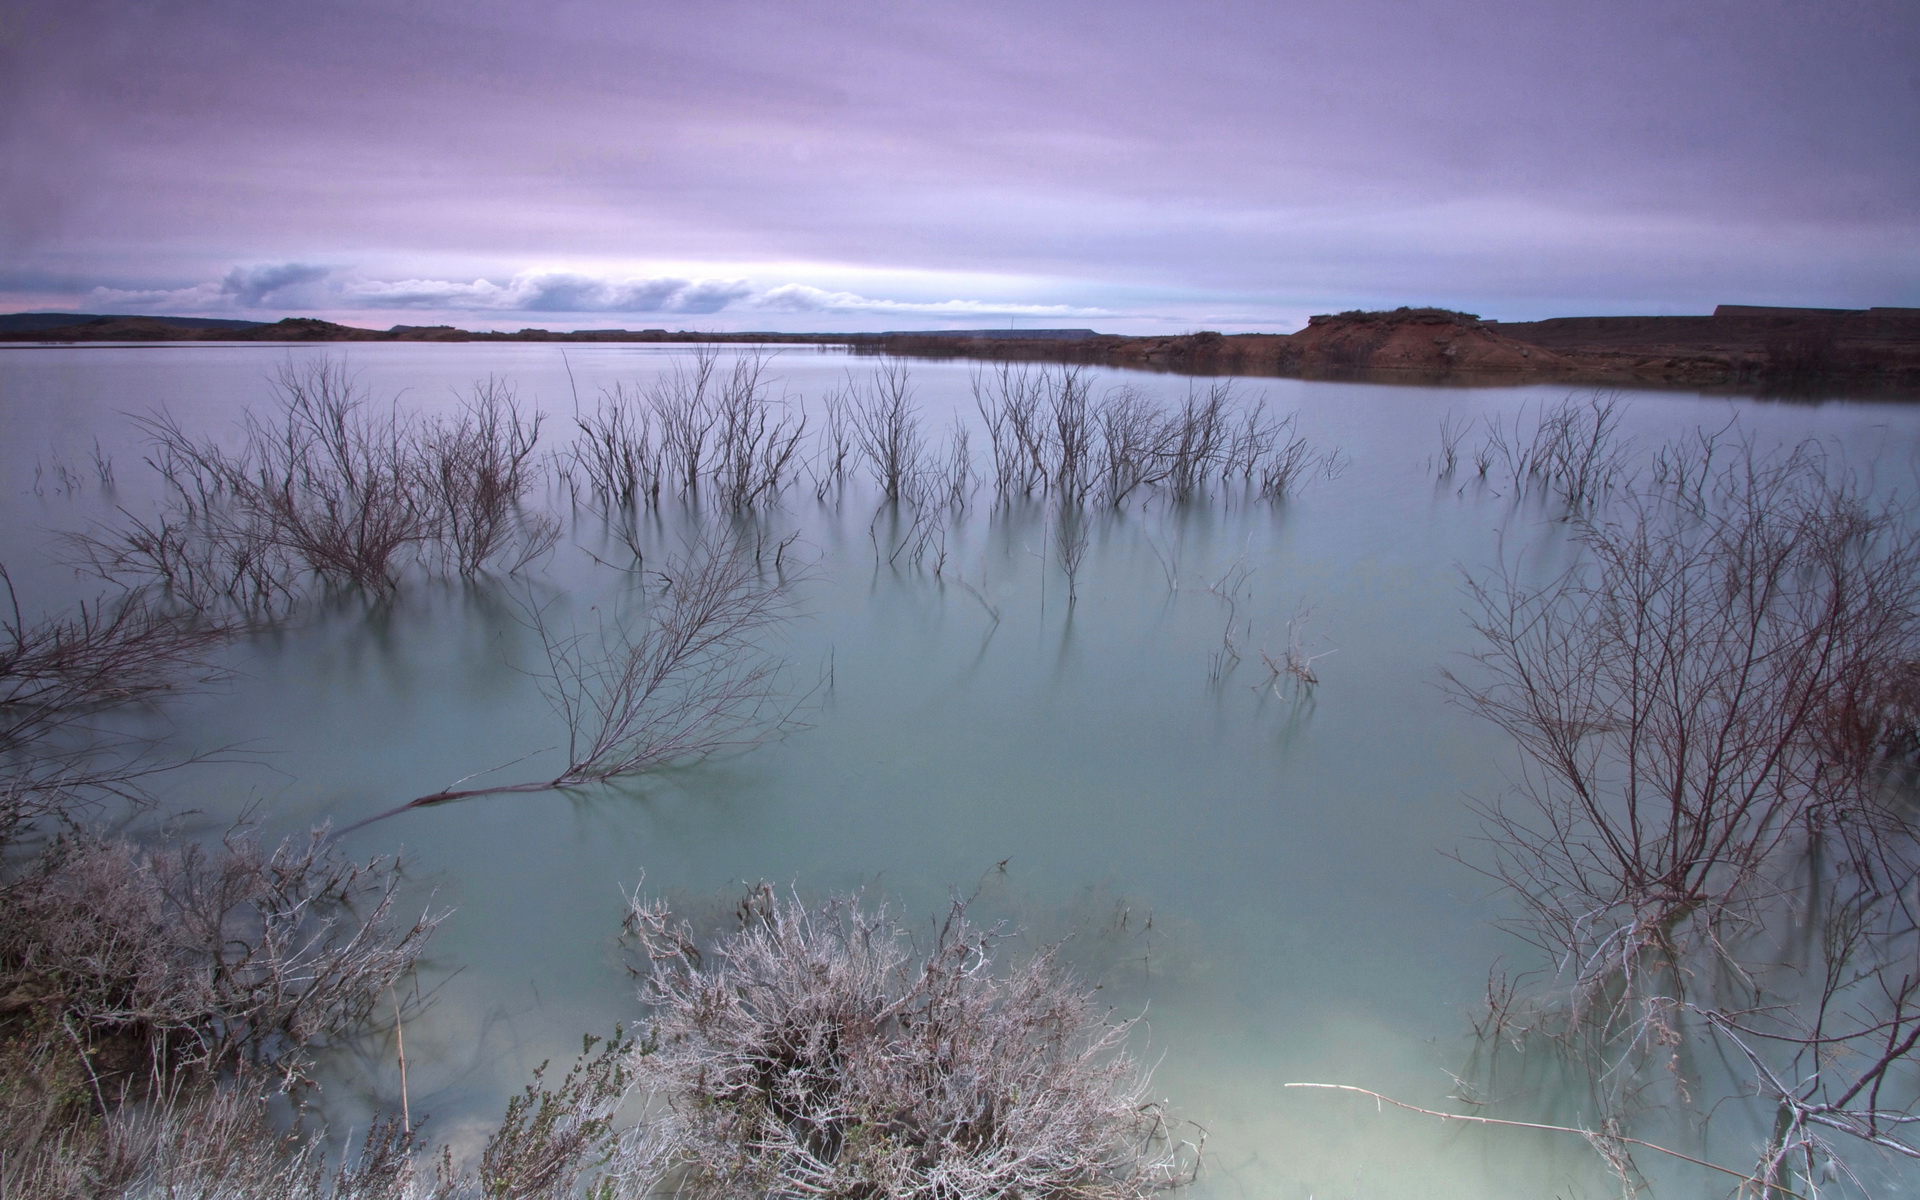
2;0;1916;334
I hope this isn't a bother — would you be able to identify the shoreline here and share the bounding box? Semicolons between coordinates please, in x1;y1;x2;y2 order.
6;304;1918;395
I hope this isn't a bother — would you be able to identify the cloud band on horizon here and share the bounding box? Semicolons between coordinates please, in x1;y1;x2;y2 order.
81;267;1114;324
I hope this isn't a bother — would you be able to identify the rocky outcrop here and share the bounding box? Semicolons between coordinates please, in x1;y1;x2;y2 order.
1285;308;1575;373
221;318;394;341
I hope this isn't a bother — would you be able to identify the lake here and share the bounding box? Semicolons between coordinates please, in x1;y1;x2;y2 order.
4;341;1916;1197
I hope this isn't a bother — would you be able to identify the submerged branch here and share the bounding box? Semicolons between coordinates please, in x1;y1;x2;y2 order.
1284;1083;1793;1195
339;533;803;834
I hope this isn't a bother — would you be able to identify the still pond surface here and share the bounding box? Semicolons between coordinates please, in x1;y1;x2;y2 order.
4;342;1917;1197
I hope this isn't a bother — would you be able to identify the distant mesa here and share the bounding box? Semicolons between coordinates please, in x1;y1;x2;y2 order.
1712;304;1920;317
1308;306;1483;324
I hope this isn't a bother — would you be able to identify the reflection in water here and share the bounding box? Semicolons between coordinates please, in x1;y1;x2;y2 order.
5;343;1920;1195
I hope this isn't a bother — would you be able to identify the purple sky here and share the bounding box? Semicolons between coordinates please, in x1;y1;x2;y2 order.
4;0;1916;333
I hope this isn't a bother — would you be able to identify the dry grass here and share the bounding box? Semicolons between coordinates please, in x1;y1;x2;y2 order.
620;885;1199;1199
2;1038;652;1200
2;1075;412;1200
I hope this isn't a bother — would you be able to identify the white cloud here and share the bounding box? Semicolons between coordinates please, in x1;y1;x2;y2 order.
85;281;227;312
750;284;1108;318
80;266;1113;322
346;272;755;314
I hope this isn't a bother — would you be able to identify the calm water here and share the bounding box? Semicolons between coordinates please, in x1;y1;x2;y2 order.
4;342;1917;1197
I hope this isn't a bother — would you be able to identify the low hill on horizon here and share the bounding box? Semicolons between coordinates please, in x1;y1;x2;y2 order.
0;312;267;333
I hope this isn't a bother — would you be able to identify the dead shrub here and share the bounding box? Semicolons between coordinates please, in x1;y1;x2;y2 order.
422;378;556;577
83;361;553;614
0;567;225;758
565;351;802;515
343;532;800;828
620;885;1197;1199
230;360;435;591
1454;436;1920;1183
975;368;1337;508
851;360;931;503
0;828;438;1103
1474;393;1630;512
0;567;231;832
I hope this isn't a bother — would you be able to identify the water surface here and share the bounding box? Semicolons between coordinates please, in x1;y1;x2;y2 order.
5;342;1917;1196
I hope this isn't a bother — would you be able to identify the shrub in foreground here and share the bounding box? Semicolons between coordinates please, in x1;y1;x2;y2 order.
621;886;1198;1199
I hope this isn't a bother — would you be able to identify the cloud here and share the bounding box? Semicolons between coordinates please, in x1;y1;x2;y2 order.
348;273;755;314
220;262;333;305
750;284;1107;318
77;266;1112;323
87;262;338;312
12;1;1920;325
83;268;756;315
83;281;229;312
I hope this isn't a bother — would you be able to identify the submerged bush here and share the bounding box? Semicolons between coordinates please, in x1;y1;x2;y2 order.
621;886;1197;1199
82;360;554;616
1453;437;1920;1189
0;826;438;1093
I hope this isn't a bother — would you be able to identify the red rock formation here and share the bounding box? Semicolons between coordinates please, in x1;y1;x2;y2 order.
1288;308;1574;373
